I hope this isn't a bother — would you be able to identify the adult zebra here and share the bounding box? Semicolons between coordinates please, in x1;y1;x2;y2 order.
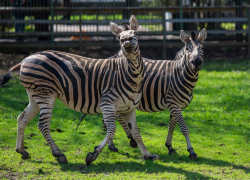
78;28;206;159
0;15;159;166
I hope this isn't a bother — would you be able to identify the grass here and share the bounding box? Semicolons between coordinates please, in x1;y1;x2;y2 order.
0;60;250;179
220;23;247;31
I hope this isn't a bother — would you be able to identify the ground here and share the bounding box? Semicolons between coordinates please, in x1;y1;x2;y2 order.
0;45;248;71
0;50;250;179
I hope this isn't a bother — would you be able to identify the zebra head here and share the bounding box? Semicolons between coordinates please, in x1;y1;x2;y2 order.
110;15;139;58
180;28;207;71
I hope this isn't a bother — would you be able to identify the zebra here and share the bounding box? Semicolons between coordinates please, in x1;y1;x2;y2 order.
0;15;159;166
80;28;207;159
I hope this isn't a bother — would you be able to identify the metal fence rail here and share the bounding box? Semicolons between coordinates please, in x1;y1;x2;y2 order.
0;0;250;58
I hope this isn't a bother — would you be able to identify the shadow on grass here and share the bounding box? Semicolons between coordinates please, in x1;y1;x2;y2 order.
28;159;213;179
0;96;28;112
159;154;250;173
26;152;249;179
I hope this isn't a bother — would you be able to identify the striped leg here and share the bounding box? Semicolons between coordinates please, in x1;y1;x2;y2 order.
120;110;159;161
103;118;118;152
165;114;178;155
117;114;137;148
106;114;137;152
16;91;39;159
33;91;68;164
86;105;117;166
170;106;197;159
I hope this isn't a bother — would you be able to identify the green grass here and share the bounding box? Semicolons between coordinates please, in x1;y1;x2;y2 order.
1;60;250;179
220;23;247;31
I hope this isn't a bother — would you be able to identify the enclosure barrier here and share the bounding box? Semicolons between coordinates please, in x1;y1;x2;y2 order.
0;1;249;58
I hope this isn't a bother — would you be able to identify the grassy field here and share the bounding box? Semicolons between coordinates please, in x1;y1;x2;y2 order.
0;60;250;179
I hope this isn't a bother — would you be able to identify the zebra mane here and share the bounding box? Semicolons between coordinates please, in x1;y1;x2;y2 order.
173;46;185;61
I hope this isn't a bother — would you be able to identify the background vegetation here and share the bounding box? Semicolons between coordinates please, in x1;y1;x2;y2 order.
0;60;250;179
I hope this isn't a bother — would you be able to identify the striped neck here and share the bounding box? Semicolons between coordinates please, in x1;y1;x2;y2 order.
175;55;199;90
127;49;143;76
121;49;144;93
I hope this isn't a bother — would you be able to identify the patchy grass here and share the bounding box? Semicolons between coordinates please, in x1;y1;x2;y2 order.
0;60;250;179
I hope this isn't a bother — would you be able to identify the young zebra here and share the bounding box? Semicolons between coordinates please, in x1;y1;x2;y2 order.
94;28;207;159
0;15;159;166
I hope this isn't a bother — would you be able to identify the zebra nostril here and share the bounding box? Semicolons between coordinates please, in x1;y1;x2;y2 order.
199;60;202;65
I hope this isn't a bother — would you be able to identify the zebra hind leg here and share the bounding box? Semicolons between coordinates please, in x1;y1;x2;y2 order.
165;114;178;155
33;91;68;164
86;108;117;166
170;108;197;159
16;91;39;159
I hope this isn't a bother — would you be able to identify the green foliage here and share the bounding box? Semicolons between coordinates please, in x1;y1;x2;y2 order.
140;0;176;7
0;60;250;179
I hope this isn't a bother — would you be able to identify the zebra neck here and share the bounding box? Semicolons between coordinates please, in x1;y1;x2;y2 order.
175;56;199;89
127;51;143;76
120;51;143;93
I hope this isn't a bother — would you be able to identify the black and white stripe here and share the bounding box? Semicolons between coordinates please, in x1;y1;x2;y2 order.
104;29;207;159
0;15;159;165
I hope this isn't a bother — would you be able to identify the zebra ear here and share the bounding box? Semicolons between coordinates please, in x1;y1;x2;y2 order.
197;28;207;43
129;15;139;31
180;30;189;43
110;21;123;36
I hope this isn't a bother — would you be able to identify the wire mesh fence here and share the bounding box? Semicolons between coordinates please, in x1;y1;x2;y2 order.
0;0;250;57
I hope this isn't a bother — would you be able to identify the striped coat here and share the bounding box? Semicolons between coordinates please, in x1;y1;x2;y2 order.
0;15;159;166
104;29;207;159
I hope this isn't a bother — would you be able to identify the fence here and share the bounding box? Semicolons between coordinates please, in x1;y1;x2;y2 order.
0;0;249;58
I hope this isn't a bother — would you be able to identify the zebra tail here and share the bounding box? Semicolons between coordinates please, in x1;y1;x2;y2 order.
0;63;21;87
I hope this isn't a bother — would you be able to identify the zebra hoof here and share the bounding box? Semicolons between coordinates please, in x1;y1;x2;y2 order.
130;139;137;148
168;148;177;155
21;151;30;160
86;151;98;166
57;155;68;164
189;152;197;160
108;145;118;152
143;154;159;161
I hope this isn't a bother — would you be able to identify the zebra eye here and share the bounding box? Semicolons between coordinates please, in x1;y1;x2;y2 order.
134;32;137;36
118;35;120;39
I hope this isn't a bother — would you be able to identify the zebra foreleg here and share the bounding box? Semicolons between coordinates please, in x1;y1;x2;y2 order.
116;114;137;148
120;111;159;161
33;92;68;164
102;118;118;152
86;107;117;166
165;114;178;155
16;91;39;159
105;114;137;152
170;107;197;159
